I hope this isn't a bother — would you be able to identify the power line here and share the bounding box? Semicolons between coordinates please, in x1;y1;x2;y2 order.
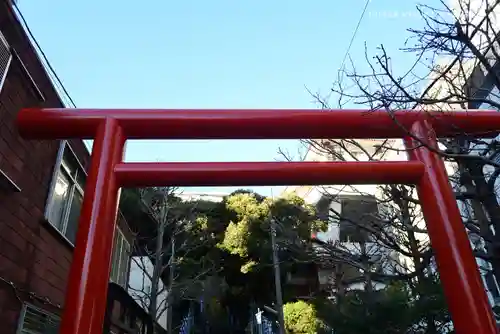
11;3;77;108
339;0;371;71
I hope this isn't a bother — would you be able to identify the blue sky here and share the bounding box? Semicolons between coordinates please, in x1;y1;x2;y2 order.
17;0;436;196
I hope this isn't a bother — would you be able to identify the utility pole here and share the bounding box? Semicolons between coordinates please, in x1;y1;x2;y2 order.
270;218;285;334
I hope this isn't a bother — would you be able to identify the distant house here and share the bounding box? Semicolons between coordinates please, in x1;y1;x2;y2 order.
282;139;405;295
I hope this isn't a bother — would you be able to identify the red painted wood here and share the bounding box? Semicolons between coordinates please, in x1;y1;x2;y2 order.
114;161;424;187
17;108;500;334
18;108;500;139
406;123;498;334
59;119;125;334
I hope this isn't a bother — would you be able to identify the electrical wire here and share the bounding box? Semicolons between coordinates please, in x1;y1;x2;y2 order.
0;275;62;309
11;2;77;108
339;0;371;71
12;1;371;109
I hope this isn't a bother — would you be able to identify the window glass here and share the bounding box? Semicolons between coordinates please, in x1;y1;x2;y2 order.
485;271;500;298
61;148;80;179
119;241;130;286
48;172;71;230
47;143;130;287
76;171;86;190
479;85;500;110
339;197;378;243
65;190;83;244
47;144;87;245
110;231;121;283
0;31;12;93
18;304;60;334
109;229;131;288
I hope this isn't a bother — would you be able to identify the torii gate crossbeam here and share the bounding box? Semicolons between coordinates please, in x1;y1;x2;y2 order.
17;108;500;334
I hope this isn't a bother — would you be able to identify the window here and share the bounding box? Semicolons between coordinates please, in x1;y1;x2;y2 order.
0;31;17;192
350;150;363;159
46;142;130;287
45;142;86;244
338;196;379;243
327;144;343;161
110;228;131;288
484;270;500;300
0;30;12;92
315;197;331;222
17;304;60;334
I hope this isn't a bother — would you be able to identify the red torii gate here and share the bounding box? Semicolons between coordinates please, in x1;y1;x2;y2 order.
17;108;500;334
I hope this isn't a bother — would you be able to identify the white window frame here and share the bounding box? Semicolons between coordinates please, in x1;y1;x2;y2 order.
16;303;60;334
110;227;131;288
44;141;87;245
0;30;18;192
0;28;45;101
46;141;131;288
0;29;13;93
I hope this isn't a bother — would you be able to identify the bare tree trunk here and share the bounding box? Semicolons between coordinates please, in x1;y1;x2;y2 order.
391;185;439;333
335;268;346;297
149;221;166;326
167;238;175;334
360;243;373;294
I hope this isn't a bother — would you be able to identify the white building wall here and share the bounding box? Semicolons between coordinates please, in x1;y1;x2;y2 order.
282;133;469;292
284;139;415;291
179;192;227;202
128;256;169;330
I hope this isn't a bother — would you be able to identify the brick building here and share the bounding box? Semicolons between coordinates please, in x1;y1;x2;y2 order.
0;2;160;333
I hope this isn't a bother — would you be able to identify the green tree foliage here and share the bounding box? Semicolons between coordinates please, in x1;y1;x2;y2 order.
283;300;321;334
279;277;451;334
217;191;326;275
313;276;452;334
122;188;324;332
125;187;451;333
202;190;326;329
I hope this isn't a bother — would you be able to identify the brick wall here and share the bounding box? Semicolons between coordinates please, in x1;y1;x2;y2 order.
0;3;144;333
0;3;71;331
0;2;131;333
